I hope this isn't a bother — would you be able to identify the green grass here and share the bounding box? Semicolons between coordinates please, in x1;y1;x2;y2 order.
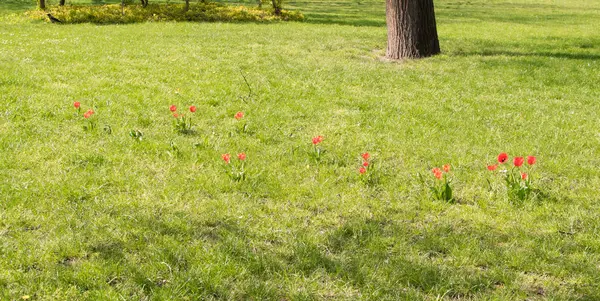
1;0;600;299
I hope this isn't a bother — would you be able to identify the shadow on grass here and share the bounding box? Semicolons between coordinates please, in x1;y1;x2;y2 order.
156;216;511;298
0;0;34;14
286;0;385;27
452;50;600;61
303;14;384;27
324;218;511;298
52;205;600;299
292;0;600;28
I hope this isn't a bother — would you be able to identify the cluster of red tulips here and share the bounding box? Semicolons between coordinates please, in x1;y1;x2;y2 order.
488;153;537;202
221;153;246;164
427;153;538;203
170;104;196;116
431;164;450;180
310;135;325;161
73;101;96;130
221;152;247;181
359;152;370;174
487;152;536;179
73;101;94;118
169;104;197;133
430;164;453;202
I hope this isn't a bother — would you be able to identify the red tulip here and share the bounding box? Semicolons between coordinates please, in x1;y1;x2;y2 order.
363;161;369;167
521;173;528;180
73;101;81;109
527;156;536;166
359;167;366;174
234;111;244;120
189;106;196;113
222;153;231;164
237;153;246;161
513;156;524;167
169;105;177;112
498;153;508;164
487;164;498;171
432;168;443;179
173;113;179;118
361;153;370;161
312;136;324;145
443;164;450;173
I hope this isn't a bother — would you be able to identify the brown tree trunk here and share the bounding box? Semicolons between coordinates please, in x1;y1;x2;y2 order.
386;0;440;59
38;0;46;9
271;0;281;15
184;0;189;11
59;0;65;6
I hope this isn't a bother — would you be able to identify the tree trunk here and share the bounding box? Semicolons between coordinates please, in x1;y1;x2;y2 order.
385;0;440;59
271;0;281;15
59;0;65;6
38;0;46;9
184;0;189;11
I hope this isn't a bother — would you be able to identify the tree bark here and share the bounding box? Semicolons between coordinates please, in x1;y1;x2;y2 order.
184;0;189;11
271;0;281;15
386;0;440;59
38;0;46;9
59;0;65;6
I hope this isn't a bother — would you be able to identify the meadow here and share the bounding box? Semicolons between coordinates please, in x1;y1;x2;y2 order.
1;0;600;299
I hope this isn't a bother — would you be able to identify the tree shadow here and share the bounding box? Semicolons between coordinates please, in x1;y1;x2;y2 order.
323;217;510;298
288;0;598;28
286;0;386;27
303;14;385;27
0;0;35;13
451;50;600;61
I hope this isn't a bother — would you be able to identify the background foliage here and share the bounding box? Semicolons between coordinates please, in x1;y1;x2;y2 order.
27;3;304;23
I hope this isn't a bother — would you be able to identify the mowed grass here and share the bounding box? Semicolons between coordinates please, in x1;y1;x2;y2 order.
1;0;600;299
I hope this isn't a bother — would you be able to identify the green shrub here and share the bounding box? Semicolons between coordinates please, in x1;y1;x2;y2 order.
26;3;304;24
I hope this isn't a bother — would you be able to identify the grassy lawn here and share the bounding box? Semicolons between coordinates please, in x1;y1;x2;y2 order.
1;0;600;299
